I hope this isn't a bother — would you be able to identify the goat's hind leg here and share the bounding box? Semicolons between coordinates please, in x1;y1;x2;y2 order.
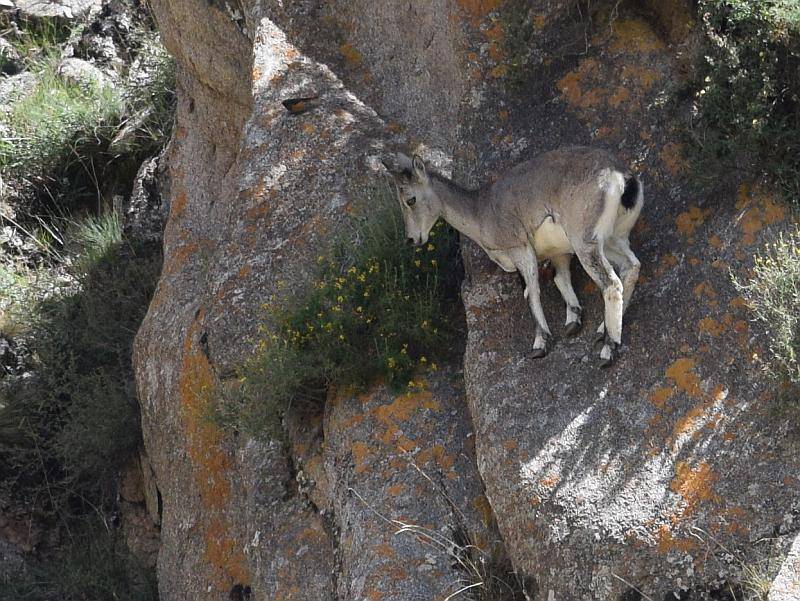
512;246;552;358
574;243;624;367
594;238;641;341
551;253;582;336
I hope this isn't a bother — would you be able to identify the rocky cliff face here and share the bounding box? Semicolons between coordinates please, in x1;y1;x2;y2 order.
134;1;800;599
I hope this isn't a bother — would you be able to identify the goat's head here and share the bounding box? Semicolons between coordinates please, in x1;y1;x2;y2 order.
381;153;440;246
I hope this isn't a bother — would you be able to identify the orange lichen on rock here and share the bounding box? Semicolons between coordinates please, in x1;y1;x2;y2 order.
665;358;702;398
556;59;600;109
369;385;441;452
736;183;786;245
698;317;725;338
339;42;362;66
351;441;375;474
416;444;455;476
650;387;673;409
608;19;666;54
659;142;688;176
474;495;494;527
539;474;560;489
656;524;698;553
670;398;715;449
179;315;250;590
670;461;719;515
676;205;710;236
456;0;501;18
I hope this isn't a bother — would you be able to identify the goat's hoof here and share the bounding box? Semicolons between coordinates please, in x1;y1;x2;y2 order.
565;321;582;337
599;341;619;368
594;324;606;344
531;347;548;359
599;354;616;369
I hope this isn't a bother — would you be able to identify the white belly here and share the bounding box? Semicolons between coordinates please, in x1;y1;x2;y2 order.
532;219;573;259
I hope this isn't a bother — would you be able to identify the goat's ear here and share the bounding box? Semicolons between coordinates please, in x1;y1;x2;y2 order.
382;153;413;180
412;154;426;179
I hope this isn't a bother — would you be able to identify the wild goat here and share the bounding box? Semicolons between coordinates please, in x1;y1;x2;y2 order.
382;148;643;367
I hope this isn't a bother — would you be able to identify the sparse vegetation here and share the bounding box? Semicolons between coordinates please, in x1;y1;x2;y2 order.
690;0;800;201
0;519;158;601
0;8;172;595
0;60;123;180
733;225;800;397
0;212;161;517
224;185;463;436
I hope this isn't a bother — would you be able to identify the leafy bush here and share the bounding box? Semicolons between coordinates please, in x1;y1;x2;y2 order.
0;60;124;182
733;226;799;392
228;186;463;436
0;520;158;601
0;213;162;517
690;0;800;200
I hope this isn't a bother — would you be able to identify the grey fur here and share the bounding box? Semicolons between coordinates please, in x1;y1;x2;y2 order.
383;146;644;366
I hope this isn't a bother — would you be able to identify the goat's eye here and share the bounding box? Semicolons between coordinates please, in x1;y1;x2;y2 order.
406;196;416;207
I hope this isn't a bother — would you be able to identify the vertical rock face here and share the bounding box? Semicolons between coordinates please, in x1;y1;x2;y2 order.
135;0;800;599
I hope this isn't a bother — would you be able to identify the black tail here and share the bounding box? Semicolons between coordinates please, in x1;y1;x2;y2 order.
621;175;639;210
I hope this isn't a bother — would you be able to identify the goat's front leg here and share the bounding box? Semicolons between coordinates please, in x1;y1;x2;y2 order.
512;246;551;358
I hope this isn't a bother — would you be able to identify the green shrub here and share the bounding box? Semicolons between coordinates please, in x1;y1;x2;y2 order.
0;520;157;601
0;61;124;181
690;0;800;201
0;213;162;516
228;186;463;436
733;226;799;392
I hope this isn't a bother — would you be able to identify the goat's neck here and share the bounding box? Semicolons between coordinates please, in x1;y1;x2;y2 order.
429;175;484;242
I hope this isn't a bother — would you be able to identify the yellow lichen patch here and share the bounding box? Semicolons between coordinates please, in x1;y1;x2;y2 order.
676;205;710;236
339;43;362;66
532;14;546;30
670;461;719;515
665;358;702;398
659;142;688;176
609;19;666;54
180;316;249;590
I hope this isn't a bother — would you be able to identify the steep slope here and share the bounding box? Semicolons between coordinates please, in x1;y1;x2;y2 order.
134;1;800;599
